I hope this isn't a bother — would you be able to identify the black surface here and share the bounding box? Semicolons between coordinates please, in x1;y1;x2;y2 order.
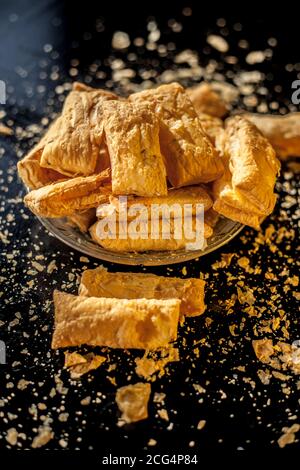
0;0;299;456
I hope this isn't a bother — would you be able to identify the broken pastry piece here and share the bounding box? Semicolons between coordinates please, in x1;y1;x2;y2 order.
67;208;96;233
213;116;280;229
130;82;224;187
40;87;118;176
24;169;111;218
90;216;213;252
51;290;180;350
102;100;167;197
116;382;151;424
79;267;206;317
64;351;106;379
244;113;300;159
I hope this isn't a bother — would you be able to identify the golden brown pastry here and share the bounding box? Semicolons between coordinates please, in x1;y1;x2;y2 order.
204;207;219;228
197;113;224;145
40;87;118;176
79;267;206;317
17;120;66;189
51;290;180;350
24;169;111;218
129;82;224;187
188;82;228;118
102;100;167;197
90;216;213;252
213;116;280;229
116;383;151;423
67;208;97;233
244;113;300;159
97;185;213;220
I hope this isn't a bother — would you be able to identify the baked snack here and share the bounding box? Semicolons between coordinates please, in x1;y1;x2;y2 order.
116;383;151;423
40;87;117;176
213;116;280;229
51;290;180;349
188;82;228;118
130;82;224;187
90;215;213;252
197;113;224;145
244;113;300;159
17;121;66;189
102;100;167;197
24;169;111;218
79;267;206;316
97;185;213;220
188;81;239;118
67;208;97;233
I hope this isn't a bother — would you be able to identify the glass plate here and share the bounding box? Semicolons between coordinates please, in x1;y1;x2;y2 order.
36;215;244;266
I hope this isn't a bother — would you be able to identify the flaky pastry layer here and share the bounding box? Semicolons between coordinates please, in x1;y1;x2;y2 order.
79;267;206;317
51;290;180;350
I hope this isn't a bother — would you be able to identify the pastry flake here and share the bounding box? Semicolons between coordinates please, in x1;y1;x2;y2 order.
79;267;206;317
64;351;106;379
244;112;300;159
116;382;151;423
24;169;111;218
51;290;180;350
130;82;224;187
102;100;167;197
213;116;280;229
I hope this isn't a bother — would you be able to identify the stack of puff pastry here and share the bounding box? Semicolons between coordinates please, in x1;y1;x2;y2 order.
18;80;281;252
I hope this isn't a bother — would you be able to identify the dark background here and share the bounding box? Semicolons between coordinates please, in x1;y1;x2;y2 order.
0;0;299;460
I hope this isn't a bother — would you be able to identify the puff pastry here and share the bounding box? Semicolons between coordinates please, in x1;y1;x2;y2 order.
188;82;228;118
244;113;300;159
79;267;206;317
197;113;224;145
40;87;117;176
213;116;280;229
24;169;111;218
129;83;224;187
97;185;213;220
67;208;96;233
102;100;167;197
51;290;180;350
17;120;66;189
90;216;213;252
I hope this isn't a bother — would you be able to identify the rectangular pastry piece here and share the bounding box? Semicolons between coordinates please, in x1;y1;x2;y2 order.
129;82;224;187
244;112;300;159
24;169;111;218
40;87;118;176
79;267;206;317
51;290;180;350
97;185;213;220
89;216;212;252
213;116;280;229
102;100;167;197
